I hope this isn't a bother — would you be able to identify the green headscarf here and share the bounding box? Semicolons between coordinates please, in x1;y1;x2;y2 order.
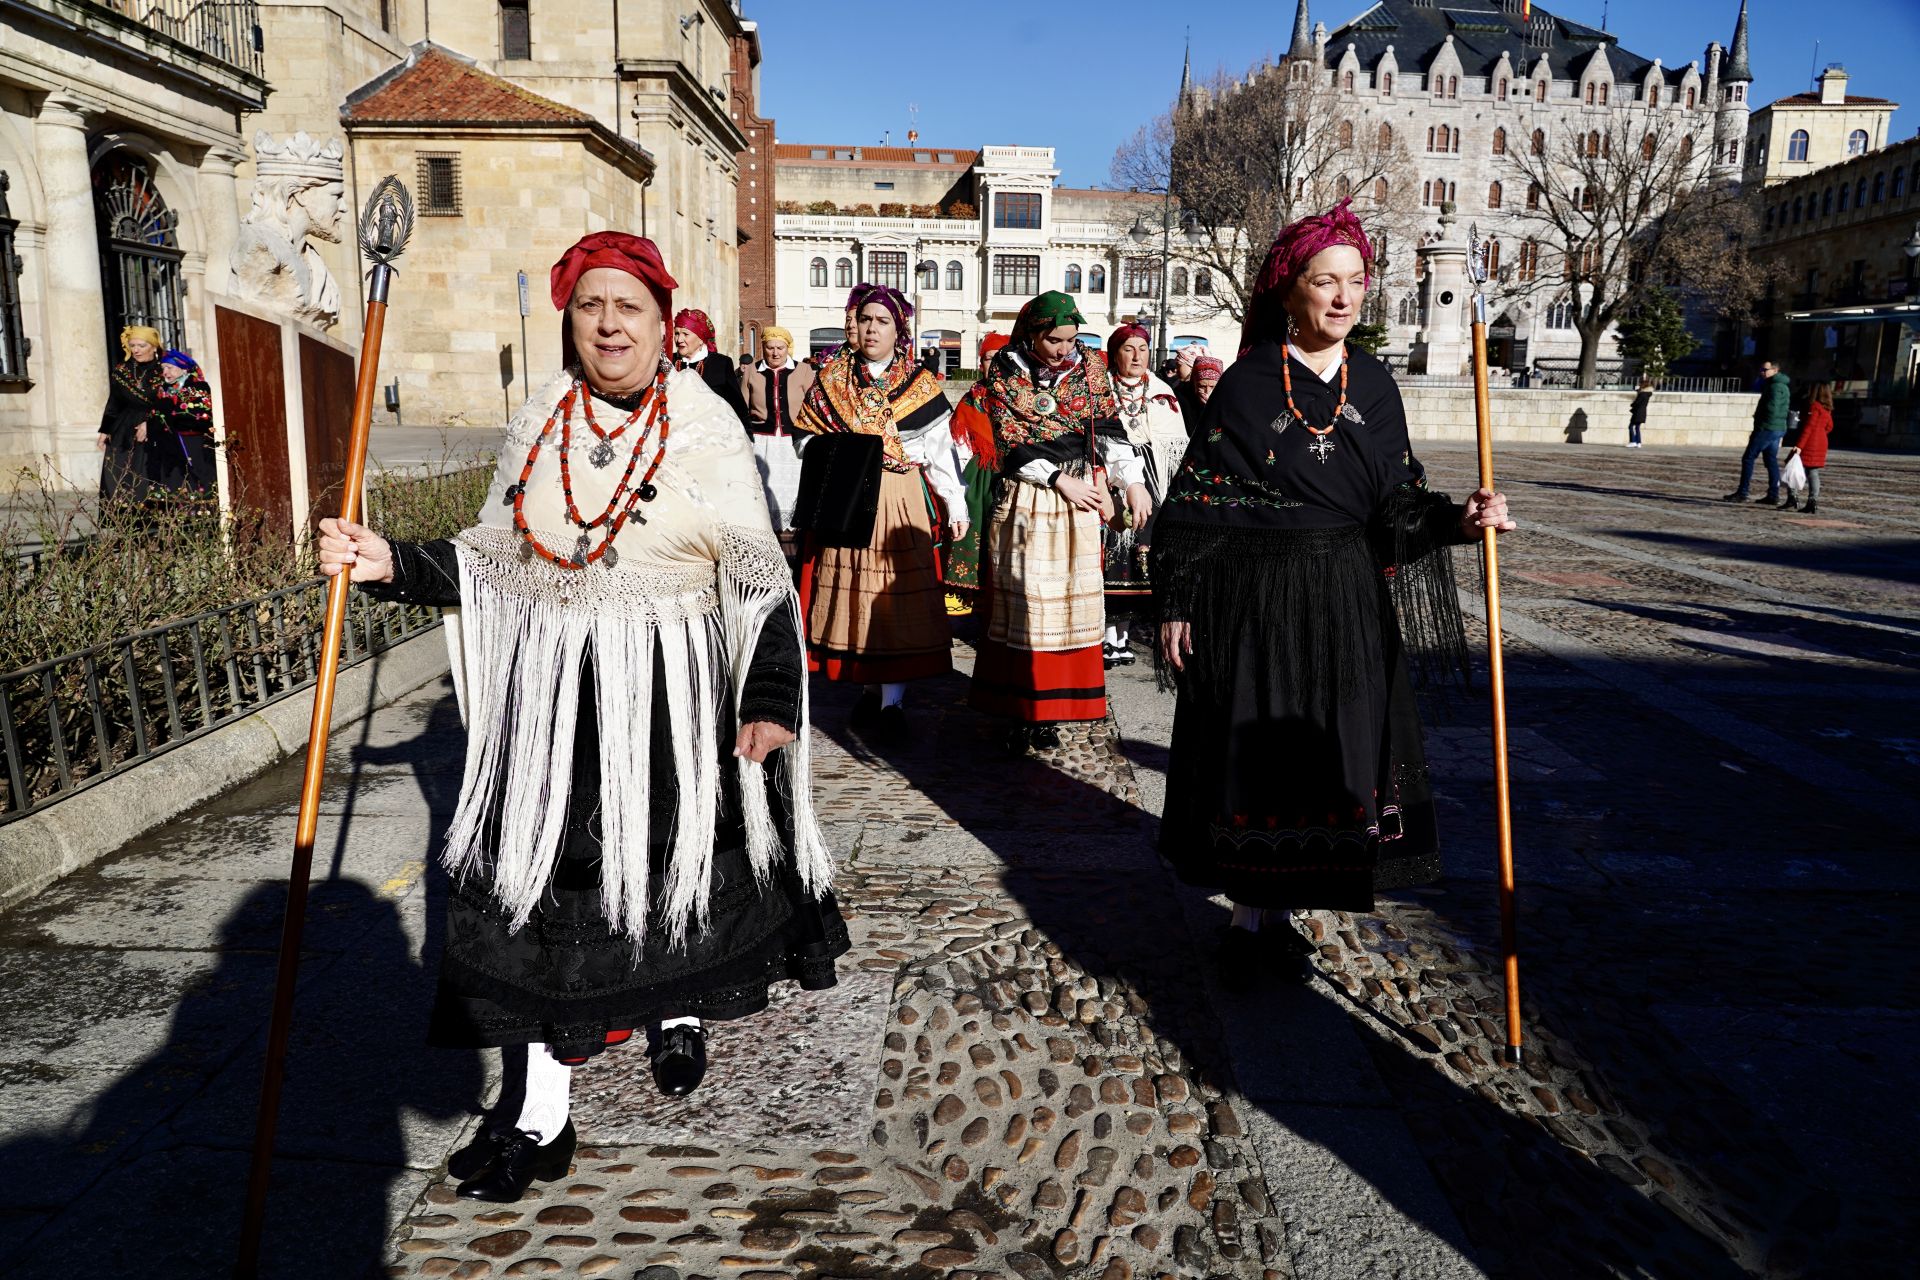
1013;291;1086;345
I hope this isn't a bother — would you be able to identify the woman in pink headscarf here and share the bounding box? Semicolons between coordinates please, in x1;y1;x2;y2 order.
1150;199;1515;990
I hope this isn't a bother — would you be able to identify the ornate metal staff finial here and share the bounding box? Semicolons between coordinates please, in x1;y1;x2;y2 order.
357;176;414;304
1466;221;1490;289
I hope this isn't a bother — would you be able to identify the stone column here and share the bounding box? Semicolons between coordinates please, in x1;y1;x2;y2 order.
196;144;245;299
33;92;108;485
1415;209;1469;377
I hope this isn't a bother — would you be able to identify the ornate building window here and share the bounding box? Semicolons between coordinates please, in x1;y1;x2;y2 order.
93;153;185;353
1527;182;1542;210
1787;130;1810;162
992;253;1040;296
1599;83;1609;105
868;249;907;290
946;260;964;291
1492;127;1506;155
809;256;827;287
1516;240;1539;282
1685;87;1696;109
1531;128;1546;155
1848;129;1869;157
917;259;939;291
1122;256;1159;298
1724;139;1739;165
1383;72;1394;96
1448;76;1458;99
1546;298;1573;328
1586;131;1601;157
1485;239;1501;275
1585;82;1596;105
992;191;1042;229
1343;71;1355;92
1064;263;1083;293
1487;181;1503;209
1647;84;1660;108
1374;177;1388;203
1498;77;1508;101
1378;123;1393;148
835;257;853;287
0;171;26;384
1536;79;1547;101
1088;264;1106;294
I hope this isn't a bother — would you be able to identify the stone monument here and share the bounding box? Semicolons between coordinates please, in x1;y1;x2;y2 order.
229;131;345;330
1412;207;1469;377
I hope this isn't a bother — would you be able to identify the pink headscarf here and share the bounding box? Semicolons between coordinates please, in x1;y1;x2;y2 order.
673;308;717;348
1240;197;1374;355
1192;356;1224;383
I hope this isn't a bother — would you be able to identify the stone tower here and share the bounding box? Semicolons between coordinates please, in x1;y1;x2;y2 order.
1711;0;1753;181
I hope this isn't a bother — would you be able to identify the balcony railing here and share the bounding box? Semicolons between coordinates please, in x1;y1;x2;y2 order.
91;0;265;79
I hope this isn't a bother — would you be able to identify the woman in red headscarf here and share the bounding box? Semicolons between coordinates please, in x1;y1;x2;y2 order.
1100;323;1184;667
1151;200;1514;988
315;231;847;1200
673;306;750;424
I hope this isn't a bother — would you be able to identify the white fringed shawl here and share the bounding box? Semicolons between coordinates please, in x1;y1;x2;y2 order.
438;368;830;946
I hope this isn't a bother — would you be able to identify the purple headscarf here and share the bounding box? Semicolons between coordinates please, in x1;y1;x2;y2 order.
844;283;914;356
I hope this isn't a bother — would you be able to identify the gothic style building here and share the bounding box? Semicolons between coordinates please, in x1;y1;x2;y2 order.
1207;0;1755;374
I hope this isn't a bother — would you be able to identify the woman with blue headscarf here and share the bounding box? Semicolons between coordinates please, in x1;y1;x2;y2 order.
155;349;217;496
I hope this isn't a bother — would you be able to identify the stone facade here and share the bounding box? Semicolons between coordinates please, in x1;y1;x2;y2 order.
729;20;776;352
773;146;1244;371
1224;0;1754;375
1743;67;1899;188
0;0;266;486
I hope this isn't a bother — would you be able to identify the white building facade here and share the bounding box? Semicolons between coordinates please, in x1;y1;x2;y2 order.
771;146;1244;371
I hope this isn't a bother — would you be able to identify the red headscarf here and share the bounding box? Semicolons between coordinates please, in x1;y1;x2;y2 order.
1107;324;1151;360
550;231;676;315
1192;355;1225;383
673;308;717;348
1240;197;1374;355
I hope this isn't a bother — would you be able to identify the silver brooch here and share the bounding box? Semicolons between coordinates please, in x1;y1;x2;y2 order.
588;440;616;469
1269;413;1293;436
1340;402;1365;424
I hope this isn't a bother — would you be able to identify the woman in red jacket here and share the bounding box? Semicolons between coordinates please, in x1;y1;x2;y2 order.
1779;381;1833;513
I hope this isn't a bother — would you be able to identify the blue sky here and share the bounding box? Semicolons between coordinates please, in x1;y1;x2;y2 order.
754;0;1918;189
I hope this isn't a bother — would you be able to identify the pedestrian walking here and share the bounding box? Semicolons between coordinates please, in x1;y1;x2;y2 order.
1779;380;1834;513
156;349;218;496
673;307;750;425
737;325;814;531
314;231;847;1202
1627;375;1652;448
1723;359;1791;503
1101;323;1184;667
955;290;1150;753
1151;199;1514;986
793;282;968;742
97;325;166;506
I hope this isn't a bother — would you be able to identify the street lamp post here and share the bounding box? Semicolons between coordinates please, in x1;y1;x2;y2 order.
1127;189;1175;364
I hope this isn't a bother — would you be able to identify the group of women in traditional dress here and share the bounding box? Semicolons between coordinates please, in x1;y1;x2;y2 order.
98;324;218;505
311;199;1513;1204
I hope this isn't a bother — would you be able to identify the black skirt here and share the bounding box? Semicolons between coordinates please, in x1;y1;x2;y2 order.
429;650;850;1063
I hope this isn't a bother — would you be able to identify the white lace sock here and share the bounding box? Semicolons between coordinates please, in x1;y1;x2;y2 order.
1113;624;1131;649
1230;903;1262;932
880;682;906;708
659;1015;702;1031
512;1043;572;1144
1104;624;1122;648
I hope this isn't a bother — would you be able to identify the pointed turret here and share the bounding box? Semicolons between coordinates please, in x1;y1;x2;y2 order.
1726;0;1752;82
1288;0;1314;61
1179;34;1193;102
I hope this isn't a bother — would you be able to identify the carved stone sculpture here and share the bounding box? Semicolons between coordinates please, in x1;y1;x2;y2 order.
229;131;345;328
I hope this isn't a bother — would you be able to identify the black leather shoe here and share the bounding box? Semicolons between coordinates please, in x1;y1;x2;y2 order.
873;704;908;744
1218;925;1262;993
447;1121;515;1181
1719;491;1748;502
1003;726;1031;756
651;1023;708;1098
1029;724;1062;750
455;1120;575;1202
850;687;881;729
1777;494;1799;510
1755;492;1780;505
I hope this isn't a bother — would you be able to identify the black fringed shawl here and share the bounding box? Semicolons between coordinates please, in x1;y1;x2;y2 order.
1150;340;1469;697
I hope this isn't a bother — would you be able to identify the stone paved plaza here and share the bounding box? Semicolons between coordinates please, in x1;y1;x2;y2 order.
0;440;1915;1278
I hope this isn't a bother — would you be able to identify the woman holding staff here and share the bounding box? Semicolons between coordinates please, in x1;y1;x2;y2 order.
1151;200;1514;983
793;283;968;741
957;291;1150;752
317;231;847;1201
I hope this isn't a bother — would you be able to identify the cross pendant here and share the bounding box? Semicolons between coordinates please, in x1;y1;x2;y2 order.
1308;434;1337;464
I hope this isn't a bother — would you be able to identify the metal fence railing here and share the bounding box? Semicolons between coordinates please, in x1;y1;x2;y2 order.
0;579;440;825
101;0;265;78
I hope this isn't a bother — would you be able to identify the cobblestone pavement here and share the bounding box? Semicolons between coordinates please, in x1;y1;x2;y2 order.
0;441;1914;1278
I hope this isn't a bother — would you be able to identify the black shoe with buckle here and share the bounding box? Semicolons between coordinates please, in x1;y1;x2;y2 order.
455;1119;576;1202
650;1023;708;1098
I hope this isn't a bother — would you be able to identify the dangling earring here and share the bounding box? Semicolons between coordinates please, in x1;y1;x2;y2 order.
1286;314;1301;342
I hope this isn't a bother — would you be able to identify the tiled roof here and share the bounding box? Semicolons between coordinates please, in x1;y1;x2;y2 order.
1766;92;1897;107
774;144;979;166
345;45;591;125
1326;0;1673;82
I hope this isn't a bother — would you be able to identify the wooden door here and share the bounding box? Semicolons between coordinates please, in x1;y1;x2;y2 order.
213;304;292;543
299;334;357;532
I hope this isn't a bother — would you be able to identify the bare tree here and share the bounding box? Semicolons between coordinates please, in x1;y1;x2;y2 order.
1494;110;1765;386
1109;63;1423;327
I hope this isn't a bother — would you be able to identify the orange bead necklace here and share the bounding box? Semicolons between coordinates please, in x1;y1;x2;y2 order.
1280;341;1349;464
505;368;671;570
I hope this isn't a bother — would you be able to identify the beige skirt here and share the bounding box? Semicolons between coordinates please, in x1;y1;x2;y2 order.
804;466;951;681
984;479;1106;653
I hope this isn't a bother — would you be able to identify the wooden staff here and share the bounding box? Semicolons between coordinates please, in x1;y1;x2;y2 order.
1466;225;1522;1067
235;177;415;1279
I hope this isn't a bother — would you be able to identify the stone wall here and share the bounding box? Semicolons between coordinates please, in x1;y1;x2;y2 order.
1399;386;1761;447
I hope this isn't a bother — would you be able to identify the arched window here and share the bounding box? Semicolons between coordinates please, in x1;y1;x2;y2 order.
1383;72;1394;96
1374;177;1388;202
1547;298;1574;329
1378;123;1393;148
1848;129;1869;157
1686;86;1696;109
1194;269;1212;295
1536;79;1547;102
1433;75;1445;98
1397;295;1417;325
946;260;963;291
1791;196;1803;223
1448;181;1457;203
1586;131;1601;157
1648;84;1660;108
1527;182;1542;210
1787;130;1810;162
1427;126;1436;152
1343;71;1355;92
1856;177;1868;205
1838;183;1850;211
1872;172;1886;203
1171;266;1188;295
1485;239;1501;275
1336;175;1352;200
1492;127;1507;155
1578;185;1594;211
1422;180;1432;206
1498;77;1508;101
809;256;827;287
1452;129;1461;154
1064;263;1082;293
1516;240;1539;282
1642;134;1656;161
1487;181;1503;209
1584;82;1596;105
1448;76;1458;99
917;259;939;290
1531;128;1546;155
1821;187;1833;216
1894;167;1909;198
92;153;186;352
1088;264;1106;294
1438;125;1451;151
1339;120;1354;147
834;257;853;287
1598;83;1609;104
1678;136;1693;164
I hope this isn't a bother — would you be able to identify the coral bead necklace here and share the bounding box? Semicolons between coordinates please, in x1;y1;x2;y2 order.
505;368;670;570
1280;341;1349;464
